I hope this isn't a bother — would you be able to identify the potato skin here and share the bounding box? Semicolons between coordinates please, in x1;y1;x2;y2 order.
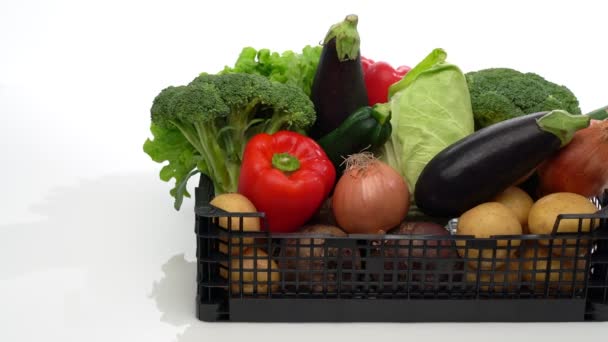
493;186;534;233
278;224;359;293
521;247;585;291
220;248;280;294
210;193;261;256
528;192;598;256
466;260;522;291
456;202;522;270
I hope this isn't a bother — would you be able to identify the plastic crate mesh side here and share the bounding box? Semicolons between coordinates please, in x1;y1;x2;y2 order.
589;192;608;307
195;175;230;321
273;235;359;298
584;191;608;320
195;214;230;321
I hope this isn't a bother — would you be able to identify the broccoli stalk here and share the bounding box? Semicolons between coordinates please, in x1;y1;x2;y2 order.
145;73;316;207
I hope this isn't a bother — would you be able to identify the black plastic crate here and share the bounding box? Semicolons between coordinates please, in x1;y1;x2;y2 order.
194;175;608;322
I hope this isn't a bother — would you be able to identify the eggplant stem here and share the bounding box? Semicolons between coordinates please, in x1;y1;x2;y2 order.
537;110;590;147
323;14;360;61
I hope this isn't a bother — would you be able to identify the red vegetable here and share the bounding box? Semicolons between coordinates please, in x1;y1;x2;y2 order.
360;56;374;74
360;56;411;106
238;131;336;233
538;119;608;197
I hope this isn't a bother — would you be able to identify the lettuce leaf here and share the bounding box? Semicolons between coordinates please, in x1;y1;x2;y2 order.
143;123;202;210
219;45;322;96
382;48;474;197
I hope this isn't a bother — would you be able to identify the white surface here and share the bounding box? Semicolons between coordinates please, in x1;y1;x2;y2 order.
1;0;607;341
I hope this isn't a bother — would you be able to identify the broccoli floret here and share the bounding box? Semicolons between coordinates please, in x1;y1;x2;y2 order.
149;73;316;198
465;68;581;130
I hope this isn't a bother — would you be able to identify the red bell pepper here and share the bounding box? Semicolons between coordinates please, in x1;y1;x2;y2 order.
238;131;336;233
361;56;411;106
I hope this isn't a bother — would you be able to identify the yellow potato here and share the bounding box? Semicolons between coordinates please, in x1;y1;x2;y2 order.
457;202;522;270
527;192;598;256
521;247;585;291
466;260;522;291
210;193;261;255
219;248;280;294
492;186;534;234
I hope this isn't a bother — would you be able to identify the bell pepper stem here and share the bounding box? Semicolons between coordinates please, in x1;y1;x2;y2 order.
371;103;391;125
272;153;300;173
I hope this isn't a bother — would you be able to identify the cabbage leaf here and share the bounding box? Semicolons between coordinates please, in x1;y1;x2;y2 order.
382;49;474;197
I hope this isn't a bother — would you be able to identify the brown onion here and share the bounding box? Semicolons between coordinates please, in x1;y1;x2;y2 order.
331;152;410;234
538;119;608;197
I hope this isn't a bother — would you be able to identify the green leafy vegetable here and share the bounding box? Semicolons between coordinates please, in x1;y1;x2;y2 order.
143;73;316;209
144;45;321;210
382;48;474;196
220;46;322;96
465;68;581;130
387;48;447;98
143;124;201;209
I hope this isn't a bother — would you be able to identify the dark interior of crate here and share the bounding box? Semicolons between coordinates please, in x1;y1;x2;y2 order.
199;222;598;298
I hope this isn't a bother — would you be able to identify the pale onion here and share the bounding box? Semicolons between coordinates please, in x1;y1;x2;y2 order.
332;152;410;234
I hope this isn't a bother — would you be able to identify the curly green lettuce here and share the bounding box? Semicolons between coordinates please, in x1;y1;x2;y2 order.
143;124;202;209
220;45;322;96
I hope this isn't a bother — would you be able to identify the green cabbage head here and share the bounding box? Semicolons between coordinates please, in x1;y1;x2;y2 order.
382;49;475;197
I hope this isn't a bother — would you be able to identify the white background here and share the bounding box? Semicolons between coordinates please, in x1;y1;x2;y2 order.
1;0;607;341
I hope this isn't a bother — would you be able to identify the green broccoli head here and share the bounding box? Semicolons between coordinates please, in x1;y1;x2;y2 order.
265;82;317;132
190;72;273;110
152;83;230;128
150;86;184;128
465;68;581;130
190;73;317;135
147;72;316;197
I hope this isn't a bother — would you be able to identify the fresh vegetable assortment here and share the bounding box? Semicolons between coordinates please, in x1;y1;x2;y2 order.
144;14;608;294
414;109;593;218
144;73;316;208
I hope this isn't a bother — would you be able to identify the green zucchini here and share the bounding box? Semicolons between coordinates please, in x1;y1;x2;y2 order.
317;103;392;173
